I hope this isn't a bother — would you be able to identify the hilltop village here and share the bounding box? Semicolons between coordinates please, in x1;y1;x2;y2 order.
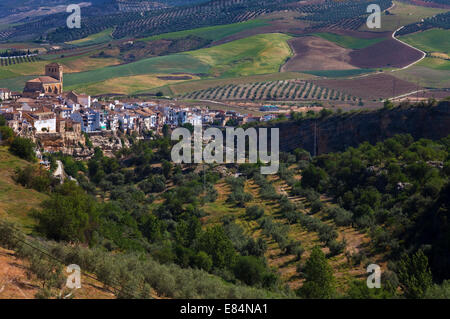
0;63;291;158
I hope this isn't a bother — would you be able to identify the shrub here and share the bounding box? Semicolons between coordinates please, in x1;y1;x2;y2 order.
9;137;35;161
327;239;346;257
246;205;264;220
310;200;324;214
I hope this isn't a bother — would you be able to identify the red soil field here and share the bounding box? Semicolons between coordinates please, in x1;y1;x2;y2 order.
349;38;424;69
282;36;356;71
315;28;391;39
313;73;420;100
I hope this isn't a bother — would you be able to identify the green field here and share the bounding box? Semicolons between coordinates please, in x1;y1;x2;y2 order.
64;33;293;92
394;65;450;88
417;57;450;71
138;20;269;42
312;32;385;49
400;29;450;55
64;54;210;88
66;28;114;47
187;33;292;77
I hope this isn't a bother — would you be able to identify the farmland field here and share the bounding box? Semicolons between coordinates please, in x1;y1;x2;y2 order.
417;57;450;71
181;79;360;103
138;20;269;42
186;33;293;77
313;73;420;100
281;36;357;72
64;54;209;87
393;65;450;88
312;32;385;49
139;72;313;96
66;28;114;47
400;29;450;55
349;38;424;69
65;73;200;96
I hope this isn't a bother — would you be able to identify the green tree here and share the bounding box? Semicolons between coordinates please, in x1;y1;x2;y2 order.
9;137;35;161
297;246;335;299
346;280;393;299
196;226;236;269
33;182;100;243
397;249;433;299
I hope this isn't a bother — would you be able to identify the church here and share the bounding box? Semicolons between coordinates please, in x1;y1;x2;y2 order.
23;63;63;97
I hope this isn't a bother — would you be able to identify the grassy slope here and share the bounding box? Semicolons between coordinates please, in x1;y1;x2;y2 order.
186;33;293;77
394;29;450;86
312;32;385;49
64;54;210;88
400;29;450;55
66;28;114;47
139;20;269;42
0;146;46;233
359;0;448;32
65;33;293;93
66;73;201;95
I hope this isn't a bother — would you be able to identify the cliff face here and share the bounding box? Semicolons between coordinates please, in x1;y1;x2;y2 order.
276;102;450;155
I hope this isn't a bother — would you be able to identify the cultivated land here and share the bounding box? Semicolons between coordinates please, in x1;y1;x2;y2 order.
313;73;421;101
138;72;313;96
66;28;114;47
281;36;357;72
186;33;293;77
400;28;450;55
200;171;383;290
66;73;201;96
138;20;270;42
311;32;386;49
64;54;210;88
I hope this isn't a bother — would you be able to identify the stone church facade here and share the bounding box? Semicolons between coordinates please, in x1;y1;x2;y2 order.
23;63;63;97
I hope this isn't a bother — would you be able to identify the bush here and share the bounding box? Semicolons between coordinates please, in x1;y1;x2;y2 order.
327;206;353;226
0;126;14;144
9;137;35;161
310;200;324;214
246;205;264;220
327;239;346;257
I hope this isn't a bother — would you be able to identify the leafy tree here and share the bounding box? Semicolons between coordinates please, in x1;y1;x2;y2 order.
0;126;14;144
297;246;335;299
196;226;236;269
9;137;35;161
234;256;270;287
301;165;327;191
32;182;100;243
246;205;264;220
397;249;433;299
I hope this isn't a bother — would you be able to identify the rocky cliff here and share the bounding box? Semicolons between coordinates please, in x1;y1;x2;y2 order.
275;102;450;155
